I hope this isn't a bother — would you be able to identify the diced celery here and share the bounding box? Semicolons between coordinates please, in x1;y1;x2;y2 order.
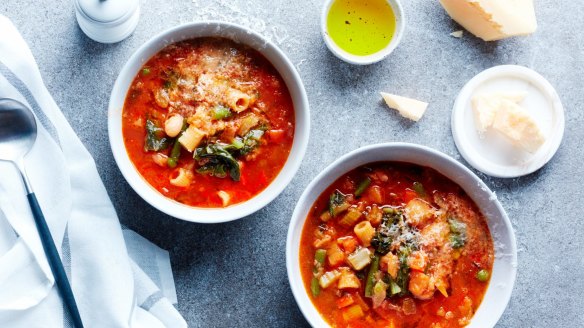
390;280;401;295
213;105;232;120
342;304;364;321
315;249;327;265
339;207;363;226
319;270;341;289
347;247;372;271
413;182;426;197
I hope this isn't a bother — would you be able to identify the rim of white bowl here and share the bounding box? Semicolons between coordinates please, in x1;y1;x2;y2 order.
286;142;517;328
108;21;310;223
320;0;406;65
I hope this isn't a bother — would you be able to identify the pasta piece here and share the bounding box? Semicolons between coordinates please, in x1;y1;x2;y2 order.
347;247;371;270
313;235;332;248
154;88;170;108
164;114;184;137
354;221;375;247
178;125;205;152
217;191;231;207
170;168;193;187
319;270;341;289
226;88;251;113
152;153;168;167
339;207;363;226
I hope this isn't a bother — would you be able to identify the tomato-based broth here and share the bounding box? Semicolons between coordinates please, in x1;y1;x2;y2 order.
300;162;494;327
122;38;295;208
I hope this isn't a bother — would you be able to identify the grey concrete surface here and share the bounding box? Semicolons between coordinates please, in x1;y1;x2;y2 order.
1;0;583;327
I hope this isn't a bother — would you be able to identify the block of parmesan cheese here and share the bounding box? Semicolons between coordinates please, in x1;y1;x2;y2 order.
472;91;528;133
439;0;537;41
492;99;545;153
380;92;428;122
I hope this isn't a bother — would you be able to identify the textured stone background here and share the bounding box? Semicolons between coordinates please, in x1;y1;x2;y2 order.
1;0;583;327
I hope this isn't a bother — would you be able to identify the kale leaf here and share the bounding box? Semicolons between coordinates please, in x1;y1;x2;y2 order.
144;119;171;152
194;143;240;181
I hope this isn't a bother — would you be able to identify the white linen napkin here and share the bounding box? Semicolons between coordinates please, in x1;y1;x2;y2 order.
0;15;187;328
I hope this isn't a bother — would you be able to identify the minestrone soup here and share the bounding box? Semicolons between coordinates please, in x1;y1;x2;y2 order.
122;38;295;208
300;162;494;327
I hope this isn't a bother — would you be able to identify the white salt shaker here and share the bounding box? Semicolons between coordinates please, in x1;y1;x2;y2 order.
75;0;140;43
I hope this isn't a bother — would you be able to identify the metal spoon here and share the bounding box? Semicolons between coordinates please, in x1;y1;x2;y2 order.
0;98;84;328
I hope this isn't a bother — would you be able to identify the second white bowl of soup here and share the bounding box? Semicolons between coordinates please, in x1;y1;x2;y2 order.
287;143;516;327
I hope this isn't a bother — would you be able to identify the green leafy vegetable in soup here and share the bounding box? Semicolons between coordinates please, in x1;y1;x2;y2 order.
194;143;241;181
449;218;467;249
329;190;351;217
144;119;171;152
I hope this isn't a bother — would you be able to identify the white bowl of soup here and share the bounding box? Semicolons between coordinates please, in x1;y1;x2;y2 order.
286;143;517;327
108;22;309;223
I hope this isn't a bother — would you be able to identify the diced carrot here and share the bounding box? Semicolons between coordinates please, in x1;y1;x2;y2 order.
381;253;399;279
352;292;370;311
366;205;383;226
336;294;355;309
327;242;345;267
266;129;286;142
342;304;364;321
407;251;428;272
403;190;418;203
337;236;358;253
320;211;332;222
402;298;417;315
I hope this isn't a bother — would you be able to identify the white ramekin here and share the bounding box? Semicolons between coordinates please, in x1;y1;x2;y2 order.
321;0;406;65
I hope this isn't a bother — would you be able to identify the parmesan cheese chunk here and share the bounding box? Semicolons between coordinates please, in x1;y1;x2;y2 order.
472;91;527;133
492;99;546;153
380;92;428;122
450;30;464;38
439;0;537;41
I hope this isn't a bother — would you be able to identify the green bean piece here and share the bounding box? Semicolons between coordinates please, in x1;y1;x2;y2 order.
167;120;188;168
311;277;321;296
476;269;489;282
141;68;151;76
315;249;327;265
355;177;371;197
364;254;380;297
413;182;426;197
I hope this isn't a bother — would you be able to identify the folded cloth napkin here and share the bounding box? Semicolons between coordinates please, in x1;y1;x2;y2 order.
0;15;187;328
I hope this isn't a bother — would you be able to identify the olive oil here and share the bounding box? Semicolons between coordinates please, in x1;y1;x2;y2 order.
327;0;396;56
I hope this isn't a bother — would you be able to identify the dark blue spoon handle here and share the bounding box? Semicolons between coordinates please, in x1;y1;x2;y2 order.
27;192;84;328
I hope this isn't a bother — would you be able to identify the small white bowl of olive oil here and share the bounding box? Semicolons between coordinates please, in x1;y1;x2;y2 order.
321;0;405;65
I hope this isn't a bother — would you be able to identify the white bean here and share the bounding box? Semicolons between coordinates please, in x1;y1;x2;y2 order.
164;114;184;137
